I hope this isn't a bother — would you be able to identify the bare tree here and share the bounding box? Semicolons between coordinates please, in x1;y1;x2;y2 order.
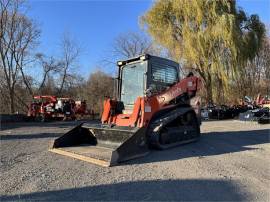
85;70;113;114
228;36;270;102
35;53;62;92
112;31;156;59
103;31;167;64
260;37;270;94
0;0;40;113
57;33;80;96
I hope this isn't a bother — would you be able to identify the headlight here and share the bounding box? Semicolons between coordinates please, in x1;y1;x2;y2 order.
140;55;145;60
140;55;147;60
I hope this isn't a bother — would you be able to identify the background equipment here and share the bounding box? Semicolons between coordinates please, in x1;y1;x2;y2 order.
27;96;89;121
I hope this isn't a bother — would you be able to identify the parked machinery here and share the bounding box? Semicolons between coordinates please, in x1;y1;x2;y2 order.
74;100;88;117
201;104;252;121
27;95;58;121
50;54;202;166
27;96;87;121
239;94;270;124
256;94;270;108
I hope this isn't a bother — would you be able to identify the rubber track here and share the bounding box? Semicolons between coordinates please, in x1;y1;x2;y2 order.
148;108;200;148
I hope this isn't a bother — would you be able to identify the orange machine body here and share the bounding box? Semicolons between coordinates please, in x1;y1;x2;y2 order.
101;76;201;128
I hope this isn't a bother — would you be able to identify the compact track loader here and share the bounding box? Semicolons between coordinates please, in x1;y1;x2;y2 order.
50;54;202;166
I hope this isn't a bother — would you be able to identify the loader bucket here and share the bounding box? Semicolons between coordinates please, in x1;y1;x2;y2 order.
49;123;149;167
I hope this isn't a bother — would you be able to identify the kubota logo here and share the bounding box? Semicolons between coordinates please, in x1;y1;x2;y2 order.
157;87;182;103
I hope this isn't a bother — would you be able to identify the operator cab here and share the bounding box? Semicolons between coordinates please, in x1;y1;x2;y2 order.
117;54;180;112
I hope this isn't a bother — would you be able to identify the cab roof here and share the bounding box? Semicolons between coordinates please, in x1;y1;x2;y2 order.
117;54;179;67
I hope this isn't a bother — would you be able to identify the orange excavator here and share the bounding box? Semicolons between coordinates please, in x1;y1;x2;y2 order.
50;54;202;166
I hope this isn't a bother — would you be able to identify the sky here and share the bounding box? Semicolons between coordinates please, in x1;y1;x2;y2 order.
28;0;270;78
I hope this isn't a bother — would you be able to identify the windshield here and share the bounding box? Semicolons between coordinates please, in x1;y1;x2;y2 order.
121;61;147;106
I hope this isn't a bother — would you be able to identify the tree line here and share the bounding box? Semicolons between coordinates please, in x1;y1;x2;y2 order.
1;0;269;115
0;0;112;114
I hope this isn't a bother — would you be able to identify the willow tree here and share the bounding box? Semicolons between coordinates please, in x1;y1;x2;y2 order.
142;0;265;103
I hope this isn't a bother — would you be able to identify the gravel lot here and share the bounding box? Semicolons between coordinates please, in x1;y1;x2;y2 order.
1;120;269;201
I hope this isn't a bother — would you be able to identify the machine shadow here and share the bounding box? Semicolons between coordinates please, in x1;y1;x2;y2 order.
1;179;248;201
0;132;62;140
126;129;270;165
0;120;92;131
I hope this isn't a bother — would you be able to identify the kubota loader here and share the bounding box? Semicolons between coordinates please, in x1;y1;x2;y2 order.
50;54;202;166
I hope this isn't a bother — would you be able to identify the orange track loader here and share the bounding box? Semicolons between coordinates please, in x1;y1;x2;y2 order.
50;54;202;166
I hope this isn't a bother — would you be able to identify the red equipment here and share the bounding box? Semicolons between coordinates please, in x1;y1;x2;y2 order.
50;54;202;166
74;100;88;115
27;95;78;121
28;95;57;121
256;94;270;107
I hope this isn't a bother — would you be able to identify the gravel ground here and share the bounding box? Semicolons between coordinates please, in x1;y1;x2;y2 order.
0;120;269;201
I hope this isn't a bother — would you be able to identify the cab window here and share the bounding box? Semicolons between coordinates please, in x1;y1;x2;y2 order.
151;62;178;84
